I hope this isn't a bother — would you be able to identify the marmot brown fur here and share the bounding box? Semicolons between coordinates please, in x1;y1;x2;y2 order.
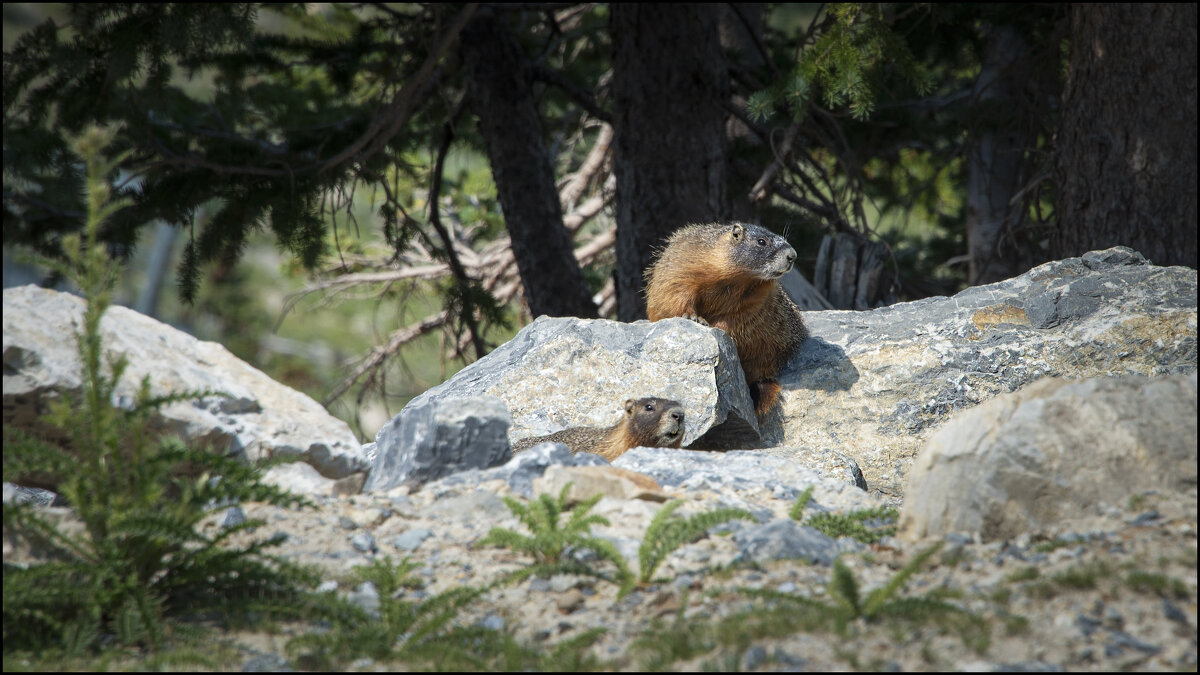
511;397;685;461
644;222;807;415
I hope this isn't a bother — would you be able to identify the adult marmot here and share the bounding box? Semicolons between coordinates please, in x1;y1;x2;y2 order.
645;222;807;415
511;397;685;461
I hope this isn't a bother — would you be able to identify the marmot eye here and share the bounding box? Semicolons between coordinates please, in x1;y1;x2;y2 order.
757;238;767;246
644;403;655;411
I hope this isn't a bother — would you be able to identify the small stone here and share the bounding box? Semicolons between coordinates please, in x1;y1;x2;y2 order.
391;528;433;551
550;575;578;593
222;506;247;529
740;645;767;671
351;532;376;553
477;613;505;631
1129;510;1161;527
241;653;291;672
349;581;380;618
1162;599;1190;625
338;516;358;530
556;589;585;614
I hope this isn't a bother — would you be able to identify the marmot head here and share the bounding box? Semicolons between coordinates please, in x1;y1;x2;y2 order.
725;222;796;280
624;397;685;448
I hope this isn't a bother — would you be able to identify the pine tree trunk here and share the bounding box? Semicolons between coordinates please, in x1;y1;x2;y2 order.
460;11;599;319
1053;3;1197;268
611;4;731;321
966;26;1039;285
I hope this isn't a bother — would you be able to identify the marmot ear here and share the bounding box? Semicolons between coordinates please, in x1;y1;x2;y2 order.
625;399;635;414
731;223;744;240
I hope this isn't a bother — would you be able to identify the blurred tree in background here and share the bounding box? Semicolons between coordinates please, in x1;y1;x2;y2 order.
4;3;1195;435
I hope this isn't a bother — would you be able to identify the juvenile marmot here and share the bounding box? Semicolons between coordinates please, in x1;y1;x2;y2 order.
644;222;807;415
511;397;685;461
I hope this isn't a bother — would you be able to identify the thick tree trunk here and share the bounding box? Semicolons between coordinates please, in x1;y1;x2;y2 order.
1053;3;1197;268
966;26;1039;285
610;4;731;321
460;11;599;318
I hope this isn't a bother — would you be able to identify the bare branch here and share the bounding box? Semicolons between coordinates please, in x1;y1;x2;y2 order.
323;310;450;406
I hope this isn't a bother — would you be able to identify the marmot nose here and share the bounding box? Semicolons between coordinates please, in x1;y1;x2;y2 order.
671;410;684;422
784;247;796;264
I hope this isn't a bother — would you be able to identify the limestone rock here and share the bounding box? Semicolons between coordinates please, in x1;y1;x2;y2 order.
262;462;337;496
399;316;759;449
775;247;1197;497
420;442;609;499
612;447;879;513
899;373;1198;542
363;396;513;493
2;285;368;487
534;465;670;503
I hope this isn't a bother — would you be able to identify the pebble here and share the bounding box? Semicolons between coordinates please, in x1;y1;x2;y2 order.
350;532;375;553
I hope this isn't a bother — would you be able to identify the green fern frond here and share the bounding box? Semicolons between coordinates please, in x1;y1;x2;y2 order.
638;501;754;584
829;558;862;620
862;542;942;617
789;486;815;521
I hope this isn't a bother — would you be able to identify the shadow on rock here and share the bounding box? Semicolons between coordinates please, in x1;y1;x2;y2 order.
782;334;859;393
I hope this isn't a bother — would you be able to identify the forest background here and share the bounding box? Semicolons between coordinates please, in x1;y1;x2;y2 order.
4;3;1196;440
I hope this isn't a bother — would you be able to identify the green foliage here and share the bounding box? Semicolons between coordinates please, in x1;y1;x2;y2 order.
751;4;932;123
634;543;987;670
789;487;899;544
477;483;635;594
637;499;755;584
3;4;454;301
286;556;606;671
2;128;319;659
1125;570;1190;600
788;486;814;521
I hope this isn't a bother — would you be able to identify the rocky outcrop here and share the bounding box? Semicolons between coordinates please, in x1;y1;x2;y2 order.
3;285;369;493
4;249;1196;671
398;315;760;449
899;373;1198;542
775;247;1197;497
368;246;1194;503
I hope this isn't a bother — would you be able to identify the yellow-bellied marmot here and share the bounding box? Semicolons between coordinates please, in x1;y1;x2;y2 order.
511;397;685;461
645;222;807;415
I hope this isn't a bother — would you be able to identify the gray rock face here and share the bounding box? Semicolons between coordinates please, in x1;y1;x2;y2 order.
2;285;368;489
731;519;847;566
899;373;1198;542
363;396;513;493
612;447;875;510
421;442;609;499
776;247;1197;497
401;316;759;449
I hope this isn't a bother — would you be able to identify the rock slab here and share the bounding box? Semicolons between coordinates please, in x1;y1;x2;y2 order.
2;285;368;487
776;247;1197;497
900;373;1198;542
363;396;513;493
399;316;759;449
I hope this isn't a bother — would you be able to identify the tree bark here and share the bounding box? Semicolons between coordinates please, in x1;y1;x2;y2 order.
1053;3;1197;268
965;25;1040;285
610;4;731;321
460;11;599;318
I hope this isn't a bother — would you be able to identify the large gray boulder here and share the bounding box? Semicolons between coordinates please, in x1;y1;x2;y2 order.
774;247;1197;497
3;285;369;489
402;316;759;448
898;373;1198;542
363;396;513;493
